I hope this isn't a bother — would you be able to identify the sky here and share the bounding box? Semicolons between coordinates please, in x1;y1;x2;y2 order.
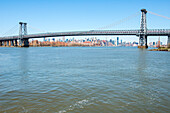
0;0;170;44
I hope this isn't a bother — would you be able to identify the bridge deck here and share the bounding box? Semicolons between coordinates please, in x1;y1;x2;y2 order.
0;29;170;41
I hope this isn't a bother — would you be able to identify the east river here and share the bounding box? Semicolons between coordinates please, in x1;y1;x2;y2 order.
0;47;169;113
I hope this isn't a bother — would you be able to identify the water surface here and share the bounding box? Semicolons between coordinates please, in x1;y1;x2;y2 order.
0;47;170;113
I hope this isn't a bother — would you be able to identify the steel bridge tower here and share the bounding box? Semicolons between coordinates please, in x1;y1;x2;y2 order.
138;9;148;48
19;22;29;47
168;36;170;48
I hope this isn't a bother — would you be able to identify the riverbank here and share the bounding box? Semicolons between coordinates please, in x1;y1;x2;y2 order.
149;47;170;51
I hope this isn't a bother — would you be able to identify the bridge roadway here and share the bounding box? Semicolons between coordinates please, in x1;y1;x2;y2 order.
0;29;170;41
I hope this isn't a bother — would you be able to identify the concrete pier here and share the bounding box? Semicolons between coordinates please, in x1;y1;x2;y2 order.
168;36;170;48
11;40;14;46
9;40;11;46
2;41;5;46
0;41;2;46
138;35;148;48
4;41;6;46
0;40;18;47
21;38;29;47
6;41;9;46
14;40;18;46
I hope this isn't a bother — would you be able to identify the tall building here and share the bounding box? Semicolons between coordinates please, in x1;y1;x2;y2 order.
52;38;55;42
157;37;160;47
117;37;119;46
65;39;68;42
112;40;115;45
62;37;65;42
43;37;47;42
110;39;112;43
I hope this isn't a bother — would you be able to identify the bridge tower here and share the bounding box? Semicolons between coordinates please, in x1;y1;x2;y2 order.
168;36;170;48
19;22;29;47
138;9;148;48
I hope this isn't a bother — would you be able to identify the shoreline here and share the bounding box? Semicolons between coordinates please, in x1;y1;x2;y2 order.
149;47;170;51
1;46;170;52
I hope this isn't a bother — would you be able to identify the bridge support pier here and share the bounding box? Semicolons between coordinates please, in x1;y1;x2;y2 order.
138;35;148;48
9;40;11;46
10;40;14;46
21;38;29;47
2;41;5;46
14;40;18;46
0;41;2;46
6;41;9;47
168;36;170;48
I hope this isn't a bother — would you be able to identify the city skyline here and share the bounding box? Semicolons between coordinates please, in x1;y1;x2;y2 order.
33;36;168;45
31;36;166;47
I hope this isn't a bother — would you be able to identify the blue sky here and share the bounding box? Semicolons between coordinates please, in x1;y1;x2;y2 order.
0;0;170;44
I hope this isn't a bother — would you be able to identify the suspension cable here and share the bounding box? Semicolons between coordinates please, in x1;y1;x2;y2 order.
5;27;18;36
28;25;47;33
148;11;170;20
2;24;18;36
96;12;140;30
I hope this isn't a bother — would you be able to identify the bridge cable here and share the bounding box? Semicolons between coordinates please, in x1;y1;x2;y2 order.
6;27;19;36
28;25;47;33
96;12;140;30
148;11;170;20
1;24;18;36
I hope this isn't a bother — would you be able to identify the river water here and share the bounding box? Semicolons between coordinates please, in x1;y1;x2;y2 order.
0;47;169;113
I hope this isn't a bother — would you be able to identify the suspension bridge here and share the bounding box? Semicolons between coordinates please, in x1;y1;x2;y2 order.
0;9;170;48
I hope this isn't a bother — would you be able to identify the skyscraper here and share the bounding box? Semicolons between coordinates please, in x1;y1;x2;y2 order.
62;37;65;42
52;38;55;42
43;37;47;42
157;37;160;47
117;37;119;46
112;40;115;45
